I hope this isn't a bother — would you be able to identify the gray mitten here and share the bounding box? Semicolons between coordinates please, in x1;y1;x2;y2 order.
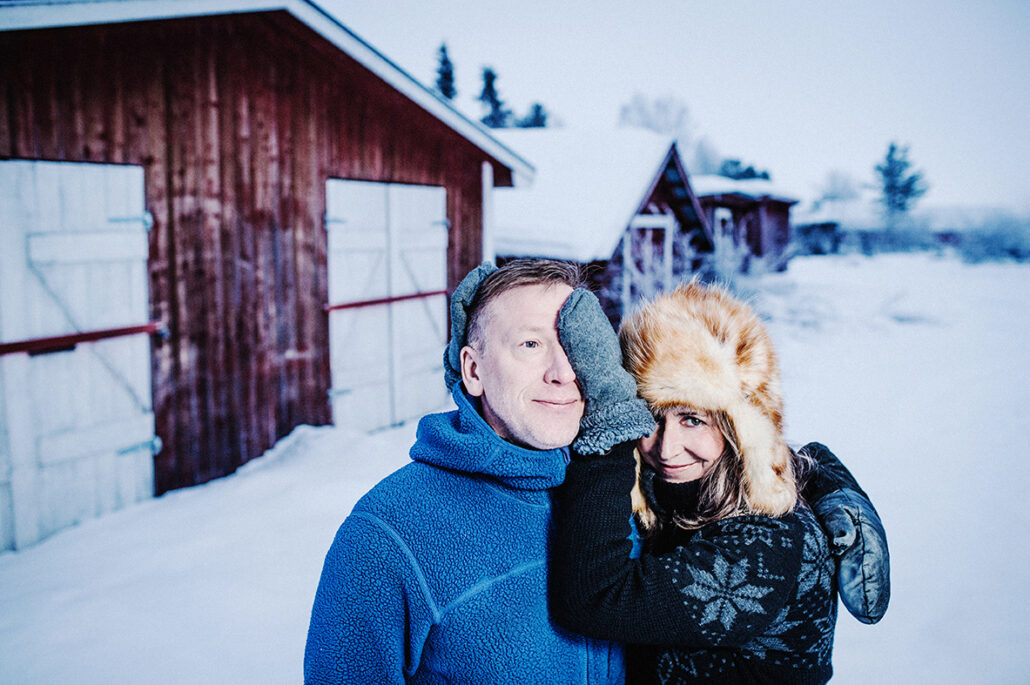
443;262;497;389
802;442;890;624
557;289;655;454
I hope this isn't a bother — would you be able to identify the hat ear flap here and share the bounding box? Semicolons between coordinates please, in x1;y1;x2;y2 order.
733;401;796;515
630;448;658;531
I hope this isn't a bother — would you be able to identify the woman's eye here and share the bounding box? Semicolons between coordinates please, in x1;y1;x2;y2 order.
681;415;703;427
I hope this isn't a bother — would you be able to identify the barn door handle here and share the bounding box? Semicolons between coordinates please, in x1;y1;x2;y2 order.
117;435;163;456
107;211;154;231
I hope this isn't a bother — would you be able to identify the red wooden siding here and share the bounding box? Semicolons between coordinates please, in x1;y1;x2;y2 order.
1;12;500;492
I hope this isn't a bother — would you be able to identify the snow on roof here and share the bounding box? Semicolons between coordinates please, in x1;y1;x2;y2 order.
0;0;533;186
491;127;676;262
690;174;798;204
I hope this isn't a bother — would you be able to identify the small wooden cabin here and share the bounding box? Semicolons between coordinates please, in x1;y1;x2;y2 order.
491;128;711;324
0;0;531;549
691;175;798;272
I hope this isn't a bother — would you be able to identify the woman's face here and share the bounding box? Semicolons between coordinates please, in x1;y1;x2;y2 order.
638;407;725;483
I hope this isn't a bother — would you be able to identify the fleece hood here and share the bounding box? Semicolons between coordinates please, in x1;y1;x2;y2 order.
409;383;570;492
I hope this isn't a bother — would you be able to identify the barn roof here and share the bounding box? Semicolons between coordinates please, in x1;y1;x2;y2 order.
490;127;698;262
0;0;534;186
691;174;798;205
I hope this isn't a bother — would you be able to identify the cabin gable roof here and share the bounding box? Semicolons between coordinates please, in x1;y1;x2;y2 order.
490;128;708;262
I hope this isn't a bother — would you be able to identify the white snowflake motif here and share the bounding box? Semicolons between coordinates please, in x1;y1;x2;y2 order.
797;528;833;595
742;607;801;657
680;556;774;630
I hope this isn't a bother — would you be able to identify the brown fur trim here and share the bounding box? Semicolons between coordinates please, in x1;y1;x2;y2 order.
619;281;796;515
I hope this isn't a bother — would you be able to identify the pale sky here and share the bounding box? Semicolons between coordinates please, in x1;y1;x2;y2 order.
322;0;1030;213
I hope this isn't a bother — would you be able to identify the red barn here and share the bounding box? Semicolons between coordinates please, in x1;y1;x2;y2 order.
0;0;531;549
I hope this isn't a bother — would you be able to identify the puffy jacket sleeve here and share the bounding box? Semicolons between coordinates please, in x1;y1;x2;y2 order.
304;511;436;684
550;442;805;648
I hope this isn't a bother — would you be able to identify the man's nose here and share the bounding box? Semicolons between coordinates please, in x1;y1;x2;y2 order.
544;346;577;385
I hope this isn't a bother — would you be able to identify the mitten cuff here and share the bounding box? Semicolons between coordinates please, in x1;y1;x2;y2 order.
573;398;655;455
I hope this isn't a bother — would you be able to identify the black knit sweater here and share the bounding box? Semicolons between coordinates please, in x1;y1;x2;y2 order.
551;442;837;684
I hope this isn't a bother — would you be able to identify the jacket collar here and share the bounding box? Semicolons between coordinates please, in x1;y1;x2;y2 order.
409;383;569;492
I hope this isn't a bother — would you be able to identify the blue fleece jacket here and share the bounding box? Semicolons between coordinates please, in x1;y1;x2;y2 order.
304;384;625;684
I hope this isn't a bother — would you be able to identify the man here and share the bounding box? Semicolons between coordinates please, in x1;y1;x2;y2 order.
305;260;627;683
304;259;888;684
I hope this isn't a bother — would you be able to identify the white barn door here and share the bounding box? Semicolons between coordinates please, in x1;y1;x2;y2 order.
326;180;449;431
0;160;157;551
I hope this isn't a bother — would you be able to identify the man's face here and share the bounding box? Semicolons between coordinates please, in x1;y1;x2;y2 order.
460;283;584;450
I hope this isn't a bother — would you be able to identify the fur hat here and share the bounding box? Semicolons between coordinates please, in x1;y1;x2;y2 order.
619;280;796;515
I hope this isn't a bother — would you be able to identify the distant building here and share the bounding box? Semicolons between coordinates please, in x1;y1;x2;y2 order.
491;128;711;323
792;195;1020;255
691;175;799;272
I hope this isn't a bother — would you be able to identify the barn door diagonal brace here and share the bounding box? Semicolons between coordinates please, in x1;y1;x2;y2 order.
24;257;153;413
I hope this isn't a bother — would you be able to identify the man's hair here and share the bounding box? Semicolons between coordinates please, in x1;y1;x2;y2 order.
465;259;585;349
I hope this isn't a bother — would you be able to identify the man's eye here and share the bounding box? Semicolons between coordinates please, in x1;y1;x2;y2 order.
522;340;539;349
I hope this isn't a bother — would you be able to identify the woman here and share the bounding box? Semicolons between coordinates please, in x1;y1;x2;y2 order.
551;281;838;684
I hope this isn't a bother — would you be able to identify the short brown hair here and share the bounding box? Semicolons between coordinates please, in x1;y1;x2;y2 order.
466;259;585;349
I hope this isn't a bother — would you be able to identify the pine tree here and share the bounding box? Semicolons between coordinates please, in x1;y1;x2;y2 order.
478;67;510;128
516;103;548;128
435;44;456;100
875;142;927;229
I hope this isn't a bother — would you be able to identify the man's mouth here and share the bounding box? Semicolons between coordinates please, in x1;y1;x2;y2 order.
535;399;580;408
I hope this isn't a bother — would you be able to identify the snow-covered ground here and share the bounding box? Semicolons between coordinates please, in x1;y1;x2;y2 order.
1;253;1028;684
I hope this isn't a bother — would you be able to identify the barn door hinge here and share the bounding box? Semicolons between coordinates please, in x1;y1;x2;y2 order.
117;435;163;456
108;211;154;232
324;214;346;231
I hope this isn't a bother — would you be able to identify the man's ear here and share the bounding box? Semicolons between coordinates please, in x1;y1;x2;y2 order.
460;345;485;397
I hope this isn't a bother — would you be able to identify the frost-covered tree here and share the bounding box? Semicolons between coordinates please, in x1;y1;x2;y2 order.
435;43;456;100
817;169;861;204
812;169;861;211
515;103;548;128
875;142;927;229
691;136;723;175
618;93;692;142
478;67;511;128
